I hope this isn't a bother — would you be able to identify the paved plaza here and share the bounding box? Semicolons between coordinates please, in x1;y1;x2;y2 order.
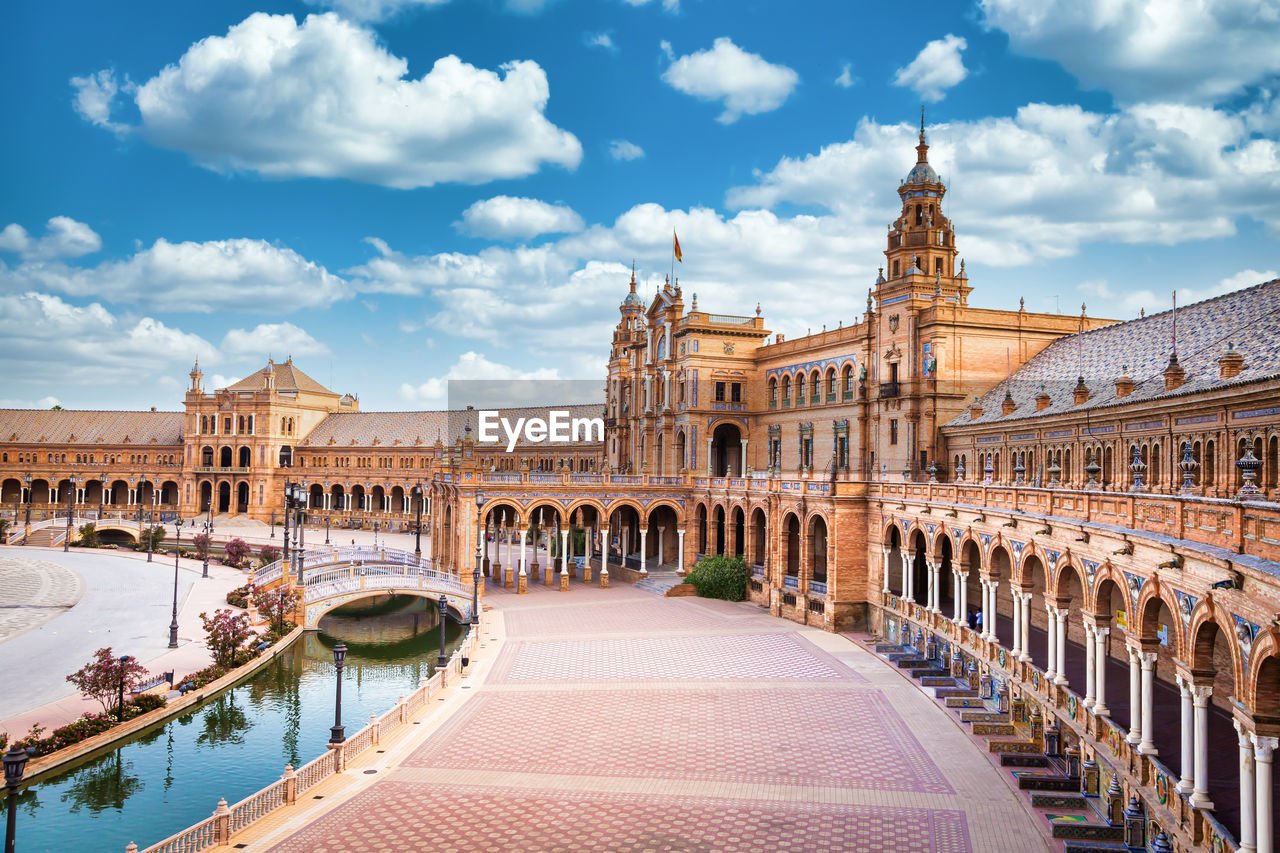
250;579;1050;853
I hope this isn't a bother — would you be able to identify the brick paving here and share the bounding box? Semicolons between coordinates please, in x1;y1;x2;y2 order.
262;581;1050;852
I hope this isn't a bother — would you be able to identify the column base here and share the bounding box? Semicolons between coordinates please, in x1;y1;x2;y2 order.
583;563;593;583
1188;792;1214;810
517;573;528;594
543;566;553;586
559;572;569;592
1127;732;1142;745
1091;703;1109;717
599;571;609;589
1054;675;1068;686
1175;779;1194;796
504;567;514;589
1138;742;1158;756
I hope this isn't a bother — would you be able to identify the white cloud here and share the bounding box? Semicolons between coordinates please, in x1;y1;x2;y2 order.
1080;268;1280;314
661;37;799;123
835;63;857;89
622;0;679;11
0;217;102;260
1;236;350;313
0;396;62;410
399;351;562;406
0;292;215;390
305;0;449;23
981;0;1280;104
70;69;127;132
221;322;331;360
726;105;1280;267
74;13;581;189
456;196;585;240
208;375;243;390
892;34;967;103
609;139;645;161
587;32;615;50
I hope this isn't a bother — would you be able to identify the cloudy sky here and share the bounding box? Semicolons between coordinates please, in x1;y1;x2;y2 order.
2;0;1278;410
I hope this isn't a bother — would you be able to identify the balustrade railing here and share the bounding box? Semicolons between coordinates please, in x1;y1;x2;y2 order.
136;624;478;852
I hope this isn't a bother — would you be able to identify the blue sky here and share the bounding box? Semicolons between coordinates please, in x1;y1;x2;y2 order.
2;0;1278;410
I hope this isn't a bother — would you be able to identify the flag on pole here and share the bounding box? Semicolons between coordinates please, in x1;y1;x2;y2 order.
673;230;682;263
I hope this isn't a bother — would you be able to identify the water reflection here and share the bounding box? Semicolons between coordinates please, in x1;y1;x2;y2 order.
18;595;464;853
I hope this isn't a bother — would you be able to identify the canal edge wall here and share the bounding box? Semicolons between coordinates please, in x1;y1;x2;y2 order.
22;625;306;785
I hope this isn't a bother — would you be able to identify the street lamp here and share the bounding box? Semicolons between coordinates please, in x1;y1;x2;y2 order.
21;475;31;535
282;482;292;568
147;491;157;563
329;642;347;745
116;655;134;722
285;482;307;584
64;475;76;553
4;743;34;853
201;514;212;579
413;484;423;561
473;491;484;625
436;595;448;667
169;519;183;648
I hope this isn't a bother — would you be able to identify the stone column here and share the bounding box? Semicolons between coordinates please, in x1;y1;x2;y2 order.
1138;651;1158;755
882;548;891;593
1190;684;1214;807
706;437;714;475
739;438;748;474
925;560;937;611
1083;623;1097;709
518;526;528;578
1045;605;1058;681
1126;647;1142;744
1019;593;1032;662
1054;609;1068;686
981;580;993;641
1176;677;1195;795
1011;593;1023;657
901;553;911;602
958;572;969;624
1236;720;1258;853
1093;627;1110;715
560;527;570;577
676;528;685;575
657;526;665;565
1253;734;1276;853
600;527;609;587
639;527;648;576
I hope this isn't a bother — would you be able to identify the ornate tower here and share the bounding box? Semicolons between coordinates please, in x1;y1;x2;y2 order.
189;358;203;393
880;112;970;305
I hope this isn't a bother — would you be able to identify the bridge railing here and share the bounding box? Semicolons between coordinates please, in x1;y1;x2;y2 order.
254;546;437;588
134;621;480;853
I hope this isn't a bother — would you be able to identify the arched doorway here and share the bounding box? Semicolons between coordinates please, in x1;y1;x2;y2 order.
236;482;249;514
710;423;742;476
783;514;800;579
887;526;904;597
238;446;251;468
989;545;1013;646
217;481;231;514
730;506;745;558
809;516;828;587
695;503;708;556
749;507;766;571
712;505;725;555
199;481;213;514
220;446;233;467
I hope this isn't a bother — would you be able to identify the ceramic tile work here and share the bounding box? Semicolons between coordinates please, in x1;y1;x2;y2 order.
404;688;953;793
267;783;974;853
956;277;1280;425
492;632;862;683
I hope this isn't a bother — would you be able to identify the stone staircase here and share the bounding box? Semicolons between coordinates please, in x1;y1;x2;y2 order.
634;570;684;595
22;526;59;547
868;638;1128;852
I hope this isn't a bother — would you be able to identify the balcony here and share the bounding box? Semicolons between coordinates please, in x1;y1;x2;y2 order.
878;381;900;399
193;466;251;475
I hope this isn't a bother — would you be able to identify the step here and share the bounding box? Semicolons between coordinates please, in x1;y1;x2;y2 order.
919;676;956;687
1000;753;1052;768
895;658;927;669
906;667;949;679
1063;843;1128;853
960;711;1009;724
972;722;1018;736
874;643;906;654
1031;793;1087;809
945;697;987;708
1017;773;1079;792
1050;820;1125;843
989;740;1042;755
936;688;978;699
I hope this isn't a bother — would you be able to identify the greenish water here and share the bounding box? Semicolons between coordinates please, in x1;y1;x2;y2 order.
14;597;466;853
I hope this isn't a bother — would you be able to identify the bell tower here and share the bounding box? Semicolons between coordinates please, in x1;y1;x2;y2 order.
879;110;970;306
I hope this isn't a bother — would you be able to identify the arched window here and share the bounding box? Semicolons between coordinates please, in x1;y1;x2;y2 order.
797;374;806;405
842;365;854;399
768;378;777;406
782;376;791;405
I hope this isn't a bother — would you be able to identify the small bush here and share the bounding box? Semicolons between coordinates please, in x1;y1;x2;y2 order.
223;537;251;568
682;555;750;602
77;522;99;547
226;584;252;609
258;544;280;566
130;692;167;713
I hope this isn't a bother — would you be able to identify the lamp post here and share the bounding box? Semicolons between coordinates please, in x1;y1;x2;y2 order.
169;519;183;648
270;510;275;539
285;483;306;584
201;514;211;579
5;743;34;853
282;483;292;568
147;491;157;563
22;475;31;540
64;475;76;552
436;595;449;667
413;484;423;561
329;642;347;745
324;514;330;546
473;491;484;625
116;655;133;722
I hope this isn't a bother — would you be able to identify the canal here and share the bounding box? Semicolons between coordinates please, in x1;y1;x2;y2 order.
14;596;466;853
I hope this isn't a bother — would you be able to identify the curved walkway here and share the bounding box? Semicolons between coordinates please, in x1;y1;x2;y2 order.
239;578;1050;853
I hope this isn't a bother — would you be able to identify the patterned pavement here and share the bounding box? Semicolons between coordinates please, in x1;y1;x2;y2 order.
0;555;83;642
264;581;1050;853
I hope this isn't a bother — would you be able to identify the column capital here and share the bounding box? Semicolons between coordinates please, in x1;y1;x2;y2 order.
1233;716;1254;744
1139;651;1159;667
1251;734;1279;760
1190;684;1213;705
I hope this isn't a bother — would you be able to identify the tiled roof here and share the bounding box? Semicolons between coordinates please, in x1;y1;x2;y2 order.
225;359;334;395
0;410;184;445
948;278;1280;427
302;404;606;448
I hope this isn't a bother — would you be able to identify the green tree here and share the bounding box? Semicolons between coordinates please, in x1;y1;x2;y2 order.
200;609;253;668
77;522;98;547
66;648;150;719
253;586;299;635
258;544;281;566
139;525;165;551
683;554;750;602
223;537;251;568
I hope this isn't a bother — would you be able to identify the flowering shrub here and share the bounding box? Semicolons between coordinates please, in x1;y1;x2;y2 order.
223;537;251;568
258;544;280;566
200;609;253;668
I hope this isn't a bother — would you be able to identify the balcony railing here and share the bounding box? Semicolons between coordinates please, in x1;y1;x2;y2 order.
878;381;900;398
